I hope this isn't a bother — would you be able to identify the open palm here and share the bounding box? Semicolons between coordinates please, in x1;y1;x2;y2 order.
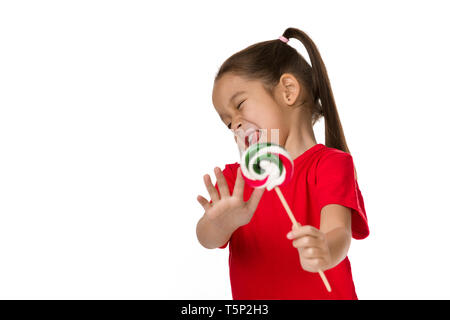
197;166;265;229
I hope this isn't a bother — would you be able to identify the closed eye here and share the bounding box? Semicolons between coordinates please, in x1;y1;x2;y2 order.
227;100;245;129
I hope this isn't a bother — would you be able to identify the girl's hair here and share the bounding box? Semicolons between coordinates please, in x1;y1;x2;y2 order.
214;27;358;180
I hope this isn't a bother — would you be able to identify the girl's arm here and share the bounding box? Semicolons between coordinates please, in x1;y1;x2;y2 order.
287;203;352;272
196;166;265;250
320;204;352;270
196;213;238;249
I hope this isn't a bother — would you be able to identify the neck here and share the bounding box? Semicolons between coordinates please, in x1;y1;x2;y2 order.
283;108;318;160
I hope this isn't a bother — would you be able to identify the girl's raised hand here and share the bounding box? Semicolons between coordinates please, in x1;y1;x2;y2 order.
197;166;265;229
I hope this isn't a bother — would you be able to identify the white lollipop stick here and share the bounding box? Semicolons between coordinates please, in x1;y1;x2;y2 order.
274;187;332;293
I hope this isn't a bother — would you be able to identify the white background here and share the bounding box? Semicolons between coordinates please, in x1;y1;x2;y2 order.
0;1;449;299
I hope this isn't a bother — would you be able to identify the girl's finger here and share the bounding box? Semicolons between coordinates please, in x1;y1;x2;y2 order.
246;187;265;212
214;167;230;198
301;247;324;259
292;236;321;249
197;195;212;211
232;167;245;198
287;225;322;240
204;174;219;203
303;257;327;270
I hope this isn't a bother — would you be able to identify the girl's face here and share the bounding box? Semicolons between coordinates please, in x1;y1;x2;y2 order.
212;73;292;153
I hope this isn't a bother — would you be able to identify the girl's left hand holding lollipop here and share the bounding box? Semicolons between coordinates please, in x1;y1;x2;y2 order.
287;225;332;273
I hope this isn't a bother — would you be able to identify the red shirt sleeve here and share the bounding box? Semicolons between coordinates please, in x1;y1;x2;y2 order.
316;152;369;239
207;163;237;249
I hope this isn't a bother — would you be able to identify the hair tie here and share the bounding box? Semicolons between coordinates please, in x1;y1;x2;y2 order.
278;35;289;43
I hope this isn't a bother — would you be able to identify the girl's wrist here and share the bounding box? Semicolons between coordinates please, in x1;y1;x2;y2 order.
204;213;239;235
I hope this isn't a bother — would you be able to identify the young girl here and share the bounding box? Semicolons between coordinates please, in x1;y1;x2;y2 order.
196;27;369;300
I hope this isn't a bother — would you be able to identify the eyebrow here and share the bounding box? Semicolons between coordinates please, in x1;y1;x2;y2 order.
219;90;246;121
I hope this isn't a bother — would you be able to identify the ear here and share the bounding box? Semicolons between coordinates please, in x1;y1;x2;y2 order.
279;73;302;107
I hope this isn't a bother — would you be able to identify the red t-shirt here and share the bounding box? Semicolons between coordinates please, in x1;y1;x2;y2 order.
210;143;369;300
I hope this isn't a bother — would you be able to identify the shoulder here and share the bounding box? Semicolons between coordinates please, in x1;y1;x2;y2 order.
314;146;356;181
316;146;354;169
319;145;353;159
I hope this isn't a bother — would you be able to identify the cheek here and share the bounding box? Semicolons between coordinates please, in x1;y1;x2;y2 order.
255;113;287;142
245;104;281;127
242;101;287;143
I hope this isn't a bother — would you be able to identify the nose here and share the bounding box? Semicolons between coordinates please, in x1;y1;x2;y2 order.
232;122;245;144
231;121;242;139
232;122;242;130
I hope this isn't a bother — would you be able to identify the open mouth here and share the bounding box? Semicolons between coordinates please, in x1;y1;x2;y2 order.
244;129;261;149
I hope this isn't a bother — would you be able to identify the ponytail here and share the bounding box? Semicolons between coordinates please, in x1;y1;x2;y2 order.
282;28;358;180
282;28;349;154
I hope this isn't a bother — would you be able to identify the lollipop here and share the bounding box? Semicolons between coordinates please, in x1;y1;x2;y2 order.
240;142;294;191
240;142;332;293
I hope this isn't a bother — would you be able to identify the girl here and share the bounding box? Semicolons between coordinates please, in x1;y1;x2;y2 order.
196;27;369;300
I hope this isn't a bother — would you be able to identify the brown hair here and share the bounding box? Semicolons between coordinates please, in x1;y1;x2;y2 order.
214;27;358;179
214;28;350;153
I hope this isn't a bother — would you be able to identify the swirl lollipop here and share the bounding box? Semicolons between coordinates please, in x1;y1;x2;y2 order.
240;142;294;191
240;142;332;293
